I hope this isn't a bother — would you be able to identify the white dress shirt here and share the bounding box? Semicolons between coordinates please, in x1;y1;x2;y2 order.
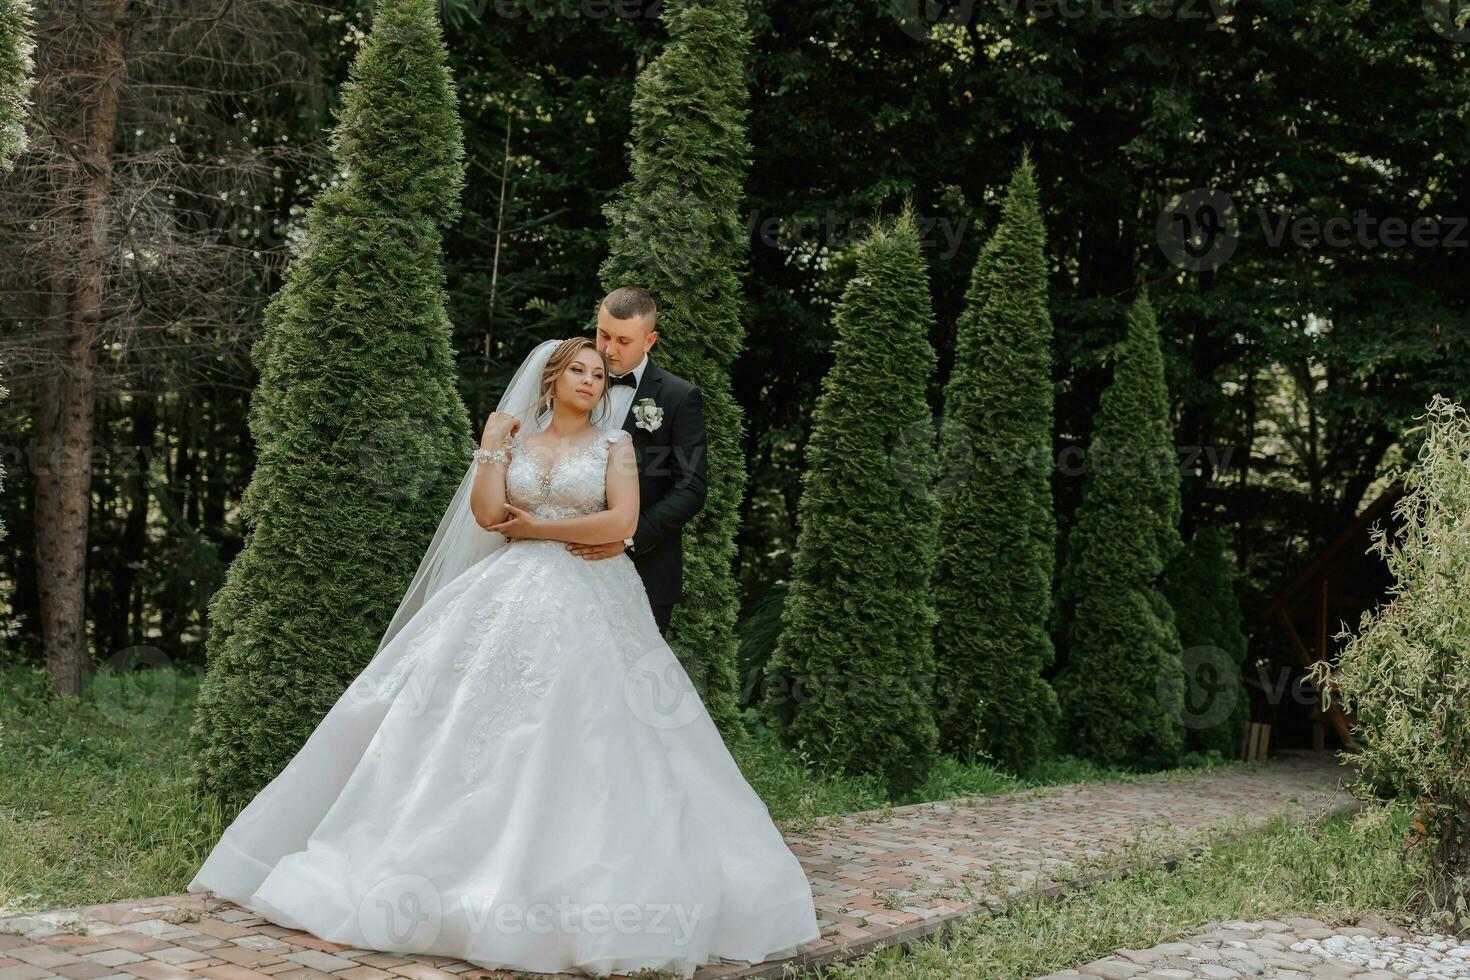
606;352;649;428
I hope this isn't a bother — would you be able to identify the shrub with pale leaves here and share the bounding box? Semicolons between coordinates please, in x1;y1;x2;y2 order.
1309;393;1470;914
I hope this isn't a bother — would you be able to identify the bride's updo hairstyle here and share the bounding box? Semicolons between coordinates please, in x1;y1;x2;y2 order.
534;336;613;425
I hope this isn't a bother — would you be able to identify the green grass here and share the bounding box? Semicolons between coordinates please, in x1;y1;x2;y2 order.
733;707;1248;835
0;663;226;917
0;661;1274;920
824;803;1426;979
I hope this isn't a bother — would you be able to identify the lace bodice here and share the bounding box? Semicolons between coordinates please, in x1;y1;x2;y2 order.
504;427;628;520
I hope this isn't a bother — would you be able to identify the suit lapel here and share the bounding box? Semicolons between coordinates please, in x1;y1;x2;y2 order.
621;355;664;439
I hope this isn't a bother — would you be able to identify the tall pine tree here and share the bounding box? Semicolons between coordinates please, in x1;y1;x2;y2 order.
1162;524;1249;758
188;0;470;813
0;0;31;170
598;0;751;740
933;153;1060;773
762;206;942;797
1053;290;1186;769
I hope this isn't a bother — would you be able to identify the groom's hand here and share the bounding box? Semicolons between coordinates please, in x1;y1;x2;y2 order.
566;541;625;560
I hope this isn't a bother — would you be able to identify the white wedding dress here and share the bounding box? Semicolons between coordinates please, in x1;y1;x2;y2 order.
187;426;821;978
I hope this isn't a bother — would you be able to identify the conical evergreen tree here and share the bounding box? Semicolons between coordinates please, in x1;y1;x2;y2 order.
1052;290;1186;769
762;206;942;797
188;0;470;813
0;366;7;547
1162;524;1249;758
598;0;752;741
933;152;1060;773
0;0;33;170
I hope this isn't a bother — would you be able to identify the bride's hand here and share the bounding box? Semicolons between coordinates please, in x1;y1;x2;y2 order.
486;504;542;540
482;410;520;450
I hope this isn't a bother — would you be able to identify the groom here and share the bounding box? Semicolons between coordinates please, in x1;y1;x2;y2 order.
566;286;709;639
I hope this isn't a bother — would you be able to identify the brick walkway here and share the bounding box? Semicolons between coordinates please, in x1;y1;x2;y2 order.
0;750;1358;980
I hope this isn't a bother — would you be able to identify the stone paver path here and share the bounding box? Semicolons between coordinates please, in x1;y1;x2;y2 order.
0;750;1358;980
1039;913;1459;979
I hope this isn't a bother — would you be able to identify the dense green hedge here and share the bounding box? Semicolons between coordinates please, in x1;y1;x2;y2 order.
1053;291;1186;770
1163;524;1250;758
598;0;754;742
763;207;942;797
187;0;471;814
933;153;1061;773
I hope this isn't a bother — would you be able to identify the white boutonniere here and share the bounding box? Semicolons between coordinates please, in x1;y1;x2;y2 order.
632;397;663;432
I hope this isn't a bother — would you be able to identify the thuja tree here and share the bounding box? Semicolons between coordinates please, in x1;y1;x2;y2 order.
0;0;31;170
1052;290;1186;769
1309;394;1470;921
1162;524;1249;758
0;364;7;547
188;0;470;813
598;0;751;741
933;152;1060;773
762;206;941;798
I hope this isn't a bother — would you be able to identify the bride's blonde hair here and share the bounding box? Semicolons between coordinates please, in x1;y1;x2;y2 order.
534;337;612;424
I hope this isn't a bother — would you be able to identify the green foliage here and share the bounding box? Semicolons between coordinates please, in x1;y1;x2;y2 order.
187;0;471;815
823;803;1422;979
0;0;32;172
1309;395;1470;912
332;0;464;229
0;365;6;548
736;583;787;709
439;2;648;418
1163;524;1249;758
762;206;942;798
598;0;753;742
1053;290;1186;770
933;152;1060;773
0;663;227;913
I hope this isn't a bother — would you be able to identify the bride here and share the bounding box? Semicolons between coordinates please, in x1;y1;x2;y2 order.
186;337;821;978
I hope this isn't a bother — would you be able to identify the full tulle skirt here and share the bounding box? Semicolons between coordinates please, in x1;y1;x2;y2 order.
187;539;820;978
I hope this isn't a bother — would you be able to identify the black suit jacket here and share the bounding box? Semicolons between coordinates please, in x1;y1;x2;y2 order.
618;355;708;607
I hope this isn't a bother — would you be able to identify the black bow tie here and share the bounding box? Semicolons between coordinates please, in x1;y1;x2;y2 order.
610;372;638;388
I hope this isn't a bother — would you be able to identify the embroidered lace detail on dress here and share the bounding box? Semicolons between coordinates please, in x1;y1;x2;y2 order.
505;428;627;520
456;557;559;784
371;427;637;786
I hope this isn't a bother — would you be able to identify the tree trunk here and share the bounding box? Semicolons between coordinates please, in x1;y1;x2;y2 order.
35;312;98;696
33;0;127;697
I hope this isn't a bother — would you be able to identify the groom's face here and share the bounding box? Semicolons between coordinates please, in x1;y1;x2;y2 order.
596;305;656;376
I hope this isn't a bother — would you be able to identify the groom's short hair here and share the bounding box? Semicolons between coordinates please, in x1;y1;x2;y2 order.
602;286;656;324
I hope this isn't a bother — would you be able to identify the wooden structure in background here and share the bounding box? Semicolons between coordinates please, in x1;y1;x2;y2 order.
1260;481;1405;754
1241;721;1271;761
